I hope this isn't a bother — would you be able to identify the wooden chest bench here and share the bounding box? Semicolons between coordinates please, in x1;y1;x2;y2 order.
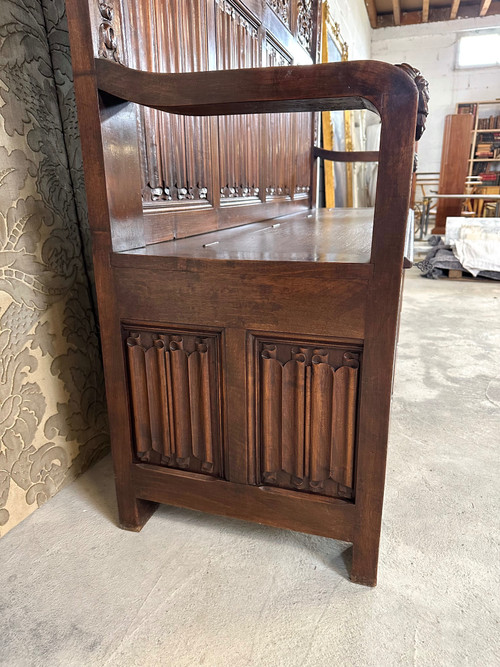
66;0;427;586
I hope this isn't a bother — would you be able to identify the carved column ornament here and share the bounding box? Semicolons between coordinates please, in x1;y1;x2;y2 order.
297;0;314;53
268;0;290;26
396;63;430;171
98;2;119;61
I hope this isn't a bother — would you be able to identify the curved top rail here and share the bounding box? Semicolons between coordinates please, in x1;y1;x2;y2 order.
94;59;417;118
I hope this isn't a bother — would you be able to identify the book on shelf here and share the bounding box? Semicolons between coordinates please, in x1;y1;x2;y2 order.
476;160;500;186
456;101;500;188
474;141;500;159
457;103;477;116
477;132;500;140
477;115;500;130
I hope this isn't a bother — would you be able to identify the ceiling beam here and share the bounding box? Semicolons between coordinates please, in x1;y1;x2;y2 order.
392;0;401;25
375;1;500;29
422;0;430;22
450;0;461;19
376;0;500;28
364;0;378;28
479;0;492;15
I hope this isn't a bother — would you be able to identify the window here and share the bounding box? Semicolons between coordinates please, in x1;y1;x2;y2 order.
456;30;500;68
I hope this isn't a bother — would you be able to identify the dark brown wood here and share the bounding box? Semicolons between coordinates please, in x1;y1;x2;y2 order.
331;363;358;489
95;58;393;116
122;328;223;475
119;209;374;264
114;266;368;340
433;113;474;235
66;0;421;586
131;462;357;542
114;0;316;238
313;147;380;162
65;0;158;532
256;341;359;498
127;337;151;458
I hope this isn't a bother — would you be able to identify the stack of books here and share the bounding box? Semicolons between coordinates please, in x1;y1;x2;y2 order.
480;173;499;184
476;142;494;158
477;115;500;130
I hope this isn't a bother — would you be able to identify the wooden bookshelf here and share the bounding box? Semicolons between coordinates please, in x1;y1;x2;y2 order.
457;101;500;189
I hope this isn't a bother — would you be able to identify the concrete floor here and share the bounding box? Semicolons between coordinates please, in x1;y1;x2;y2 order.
1;268;499;667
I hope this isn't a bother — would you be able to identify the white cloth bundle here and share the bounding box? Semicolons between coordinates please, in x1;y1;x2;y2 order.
445;218;500;277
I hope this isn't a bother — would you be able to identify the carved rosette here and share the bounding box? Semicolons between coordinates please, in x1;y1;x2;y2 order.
396;63;430;141
97;2;119;62
258;341;360;499
125;329;222;477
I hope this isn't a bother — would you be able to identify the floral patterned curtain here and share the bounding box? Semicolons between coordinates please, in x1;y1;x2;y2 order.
0;0;108;536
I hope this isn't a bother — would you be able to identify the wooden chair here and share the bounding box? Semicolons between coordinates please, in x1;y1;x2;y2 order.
66;0;426;586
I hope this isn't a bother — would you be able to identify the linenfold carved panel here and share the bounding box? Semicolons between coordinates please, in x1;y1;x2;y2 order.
125;328;222;477
113;0;317;226
264;40;311;196
216;0;261;199
256;340;360;499
119;0;211;203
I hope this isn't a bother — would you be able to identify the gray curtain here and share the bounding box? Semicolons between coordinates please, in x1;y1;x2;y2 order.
0;0;108;535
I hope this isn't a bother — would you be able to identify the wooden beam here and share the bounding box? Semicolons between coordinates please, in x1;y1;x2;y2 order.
392;0;401;25
450;0;461;19
377;2;500;27
422;0;430;22
479;0;492;15
364;0;378;28
375;0;500;28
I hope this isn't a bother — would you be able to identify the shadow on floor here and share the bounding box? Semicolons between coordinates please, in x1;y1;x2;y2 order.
73;455;353;582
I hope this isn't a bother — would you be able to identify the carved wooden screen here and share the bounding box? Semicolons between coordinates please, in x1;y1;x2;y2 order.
97;0;320;243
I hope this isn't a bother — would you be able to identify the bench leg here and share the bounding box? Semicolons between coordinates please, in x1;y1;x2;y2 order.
117;492;158;532
350;533;380;587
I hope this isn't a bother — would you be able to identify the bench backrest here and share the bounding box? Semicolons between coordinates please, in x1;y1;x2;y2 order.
72;0;321;245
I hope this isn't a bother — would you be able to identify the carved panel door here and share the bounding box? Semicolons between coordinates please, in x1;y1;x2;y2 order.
256;339;359;500
122;324;361;503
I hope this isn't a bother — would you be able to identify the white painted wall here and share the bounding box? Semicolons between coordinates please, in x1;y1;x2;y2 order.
372;15;500;174
326;0;372;60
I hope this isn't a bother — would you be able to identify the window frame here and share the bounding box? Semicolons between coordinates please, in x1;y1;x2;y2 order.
455;28;500;70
